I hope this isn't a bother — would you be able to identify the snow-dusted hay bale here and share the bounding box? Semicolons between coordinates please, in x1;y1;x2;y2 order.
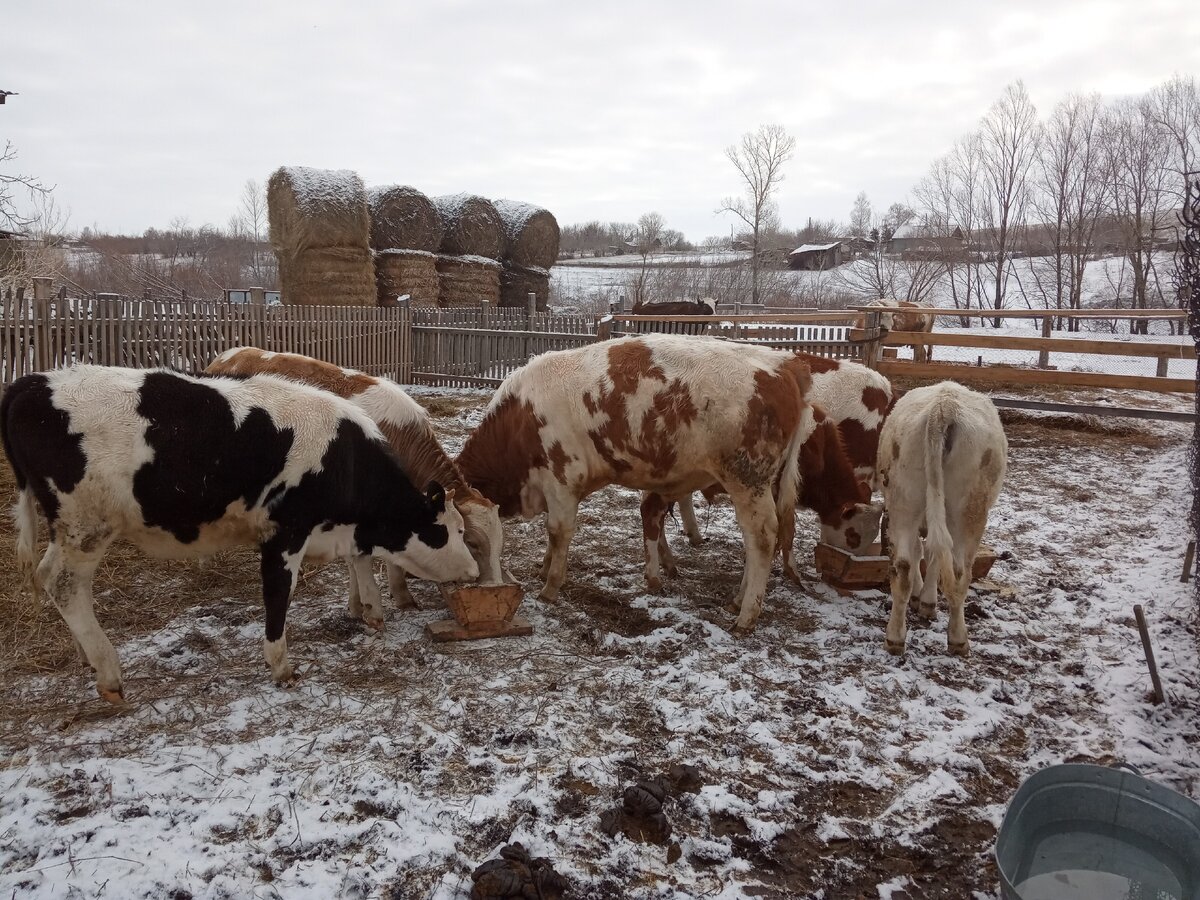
368;185;443;253
436;254;501;307
499;262;550;311
494;199;560;269
267;166;371;255
433;194;505;259
374;249;439;307
281;246;377;307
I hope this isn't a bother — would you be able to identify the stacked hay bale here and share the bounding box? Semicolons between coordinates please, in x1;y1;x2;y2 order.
435;254;501;307
368;185;443;306
267;166;376;306
431;194;506;307
495;199;559;310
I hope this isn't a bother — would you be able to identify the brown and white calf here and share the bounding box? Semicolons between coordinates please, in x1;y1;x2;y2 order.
644;354;892;587
864;300;936;363
456;334;812;630
877;381;1006;656
206;347;505;624
1;366;478;701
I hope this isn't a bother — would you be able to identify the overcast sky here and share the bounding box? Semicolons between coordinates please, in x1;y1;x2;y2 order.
3;0;1198;241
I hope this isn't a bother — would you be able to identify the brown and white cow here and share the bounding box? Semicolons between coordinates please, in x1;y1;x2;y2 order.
877;381;1006;656
456;333;812;630
864;300;936;363
206;348;504;625
640;400;882;591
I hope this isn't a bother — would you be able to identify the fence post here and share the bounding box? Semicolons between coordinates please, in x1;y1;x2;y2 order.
864;309;884;369
479;299;492;380
595;315;613;343
1038;315;1051;369
1156;354;1170;378
32;276;53;371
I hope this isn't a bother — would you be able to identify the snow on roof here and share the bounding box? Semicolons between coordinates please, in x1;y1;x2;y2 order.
789;242;841;254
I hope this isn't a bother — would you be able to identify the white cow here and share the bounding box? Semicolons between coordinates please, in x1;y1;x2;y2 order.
876;381;1006;656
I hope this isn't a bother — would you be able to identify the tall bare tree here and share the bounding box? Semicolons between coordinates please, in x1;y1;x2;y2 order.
978;81;1040;324
237;178;268;282
1;140;52;231
632;211;666;305
719;124;796;305
1027;93;1107;328
848;191;872;239
915;135;987;316
1104;95;1173;330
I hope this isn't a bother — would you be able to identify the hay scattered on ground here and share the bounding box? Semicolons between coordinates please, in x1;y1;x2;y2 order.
374;249;439;306
433;194;505;259
280;246;377;307
436;254;501;307
494;199;560;269
500;262;550;310
267;166;371;255
368;185;443;253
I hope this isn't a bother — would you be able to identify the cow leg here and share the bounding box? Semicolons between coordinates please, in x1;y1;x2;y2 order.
727;490;778;631
539;500;578;602
387;563;418;610
885;527;922;655
38;537;123;702
916;550;939;620
260;539;305;684
946;517;986;656
346;557;363;620
348;556;386;630
641;492;669;593
679;494;704;547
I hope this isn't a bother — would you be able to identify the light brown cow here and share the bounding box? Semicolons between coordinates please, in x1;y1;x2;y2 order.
456;333;813;630
205;348;504;626
877;381;1007;656
864;300;936;363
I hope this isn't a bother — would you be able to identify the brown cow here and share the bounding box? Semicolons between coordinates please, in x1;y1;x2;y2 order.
456;333;812;630
864;300;936;363
628;298;717;335
206;348;505;627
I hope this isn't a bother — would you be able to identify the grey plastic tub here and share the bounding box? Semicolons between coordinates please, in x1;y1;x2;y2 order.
996;763;1200;900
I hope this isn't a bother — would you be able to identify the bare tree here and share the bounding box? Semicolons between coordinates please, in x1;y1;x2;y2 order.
848;191;872;239
632;211;666;304
1025;93;1107;328
1;140;53;231
978;81;1040;324
237;178;268;282
719;124;796;305
1104;95;1173;330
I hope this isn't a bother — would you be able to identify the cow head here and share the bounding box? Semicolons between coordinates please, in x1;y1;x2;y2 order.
458;492;506;584
698;297;717;315
820;497;883;552
387;482;479;583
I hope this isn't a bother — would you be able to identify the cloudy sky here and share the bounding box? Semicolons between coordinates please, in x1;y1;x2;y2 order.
3;0;1197;241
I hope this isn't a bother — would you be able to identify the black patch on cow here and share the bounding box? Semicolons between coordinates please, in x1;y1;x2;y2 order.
0;373;88;523
133;372;295;543
943;420;958;456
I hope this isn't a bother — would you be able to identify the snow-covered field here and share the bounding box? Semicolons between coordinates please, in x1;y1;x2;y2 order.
1;393;1198;899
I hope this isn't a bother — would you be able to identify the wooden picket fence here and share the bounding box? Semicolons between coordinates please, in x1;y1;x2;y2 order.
0;285;411;388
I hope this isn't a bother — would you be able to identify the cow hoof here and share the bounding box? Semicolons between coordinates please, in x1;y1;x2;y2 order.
885;639;906;656
646;576;663;594
364;616;386;632
782;564;804;585
537;588;559;604
271;665;296;685
687;534;704;548
918;603;936;620
723;600;742;616
98;685;126;705
663;562;679;578
392;594;419;611
948;640;970;657
731;619;757;635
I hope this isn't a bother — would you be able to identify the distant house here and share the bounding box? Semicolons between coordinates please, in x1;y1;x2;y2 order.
887;223;964;254
788;241;843;271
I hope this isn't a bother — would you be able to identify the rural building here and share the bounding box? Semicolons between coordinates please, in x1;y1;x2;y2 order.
887;223;965;254
788;241;843;271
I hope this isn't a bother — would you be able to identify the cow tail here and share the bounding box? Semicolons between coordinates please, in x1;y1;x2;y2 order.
923;399;955;594
14;488;38;584
774;401;810;549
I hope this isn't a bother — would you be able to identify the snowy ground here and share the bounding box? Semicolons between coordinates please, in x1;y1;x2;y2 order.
1;392;1198;900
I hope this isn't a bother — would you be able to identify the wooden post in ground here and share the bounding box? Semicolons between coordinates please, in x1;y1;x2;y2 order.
1038;316;1051;369
1133;604;1166;705
524;292;537;362
479;299;492;380
249;287;266;306
1182;541;1195;583
1156;354;1170;378
595;314;613;343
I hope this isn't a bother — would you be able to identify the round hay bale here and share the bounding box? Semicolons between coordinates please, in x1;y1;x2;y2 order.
433;194;505;259
494;199;560;269
436;254;501;307
267;166;371;256
280;246;377;307
374;249;439;306
500;262;550;311
368;185;444;252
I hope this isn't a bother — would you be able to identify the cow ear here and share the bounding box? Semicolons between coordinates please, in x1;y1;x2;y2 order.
426;481;446;509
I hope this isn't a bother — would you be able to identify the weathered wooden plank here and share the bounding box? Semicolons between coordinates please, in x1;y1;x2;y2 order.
878;360;1194;394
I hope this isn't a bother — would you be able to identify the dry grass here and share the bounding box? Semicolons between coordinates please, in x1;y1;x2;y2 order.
494;200;560;269
368;185;443;253
267;166;371;255
433;194;505;259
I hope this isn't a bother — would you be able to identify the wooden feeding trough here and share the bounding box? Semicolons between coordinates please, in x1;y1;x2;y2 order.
426;579;532;642
814;542;998;596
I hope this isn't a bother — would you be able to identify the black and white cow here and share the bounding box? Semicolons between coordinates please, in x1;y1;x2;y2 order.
0;365;479;702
